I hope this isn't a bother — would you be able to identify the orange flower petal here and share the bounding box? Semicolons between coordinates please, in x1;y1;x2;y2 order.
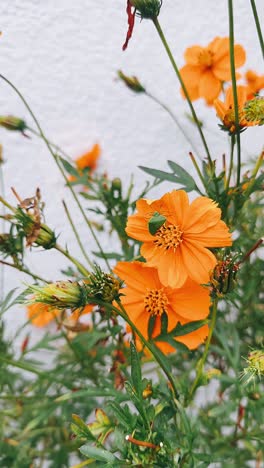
176;324;209;350
167;278;210;321
179;64;202;101
181;240;217;284
160;190;189;226
199;69;222;103
186;219;232;247
209;37;229;61
27;303;60;327
184;46;204;65
75;143;101;171
183;197;221;232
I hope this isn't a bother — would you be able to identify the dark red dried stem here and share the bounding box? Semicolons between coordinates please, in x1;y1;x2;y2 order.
123;1;136;50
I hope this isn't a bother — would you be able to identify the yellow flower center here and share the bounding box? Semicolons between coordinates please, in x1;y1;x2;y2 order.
153;223;183;251
198;49;214;68
144;288;168;316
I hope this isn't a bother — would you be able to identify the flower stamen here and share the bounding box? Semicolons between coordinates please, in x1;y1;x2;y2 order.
153;223;183;252
144;288;168;316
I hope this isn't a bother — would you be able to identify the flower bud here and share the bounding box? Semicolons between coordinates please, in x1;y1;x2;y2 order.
118;71;145;93
131;0;162;19
28;280;89;310
0;116;26;133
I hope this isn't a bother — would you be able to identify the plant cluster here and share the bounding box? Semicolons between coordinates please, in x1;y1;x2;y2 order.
0;1;263;467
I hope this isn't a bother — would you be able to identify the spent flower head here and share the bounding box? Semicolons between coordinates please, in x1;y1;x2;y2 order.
0;115;27;133
131;0;162;19
209;254;240;298
88;265;122;303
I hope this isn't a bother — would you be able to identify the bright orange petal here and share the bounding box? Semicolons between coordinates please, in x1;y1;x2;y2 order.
176;324;209;350
27;303;60;327
114;261;157;294
76;143;101;171
183;197;221;232
181;241;217;284
184;46;204;65
186;219;232;247
199;70;221;103
167;277;210;321
160;190;189;226
179;64;202;101
209;37;229;61
214;98;227;120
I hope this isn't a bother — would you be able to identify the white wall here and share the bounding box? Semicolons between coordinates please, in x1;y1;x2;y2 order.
0;1;263;336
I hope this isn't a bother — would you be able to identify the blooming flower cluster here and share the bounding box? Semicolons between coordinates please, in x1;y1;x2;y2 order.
115;190;232;353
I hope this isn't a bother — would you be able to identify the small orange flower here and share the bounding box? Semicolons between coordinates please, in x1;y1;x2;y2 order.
27;303;60;327
69;143;101;183
114;261;210;353
214;85;260;132
245;70;264;100
180;37;246;105
126;190;232;288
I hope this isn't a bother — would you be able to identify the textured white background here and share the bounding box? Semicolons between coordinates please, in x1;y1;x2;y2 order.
0;1;263;336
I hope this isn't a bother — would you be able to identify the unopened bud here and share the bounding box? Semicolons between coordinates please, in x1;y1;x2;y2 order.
15;208;57;249
28;280;89;310
0;116;26;133
118;71;145;93
131;0;162;19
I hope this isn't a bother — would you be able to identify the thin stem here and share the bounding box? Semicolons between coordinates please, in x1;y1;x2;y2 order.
0;74;111;271
152;18;213;166
227;0;241;185
0;260;48;283
189;299;218;400
54;243;90;277
250;0;264;59
189;152;207;192
111;299;180;399
27;126;73;162
145;91;200;158
0;161;5;301
226;134;235;189
62;200;93;268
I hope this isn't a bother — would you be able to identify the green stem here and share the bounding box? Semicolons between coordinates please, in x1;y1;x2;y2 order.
110;299;180;399
27;126;73;162
62;200;93;268
250;0;264;59
226;134;235;190
145;91;200;158
227;0;241;186
0;259;48;283
0;74;111;271
0;162;5;301
152;18;213;167
189;152;207;192
54;243;90;277
189;299;218;400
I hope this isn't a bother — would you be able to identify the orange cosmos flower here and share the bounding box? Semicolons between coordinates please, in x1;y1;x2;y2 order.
27;303;60;327
179;37;246;105
245;70;264;100
69;143;101;183
214;85;260;132
126;190;232;288
114;261;210;353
